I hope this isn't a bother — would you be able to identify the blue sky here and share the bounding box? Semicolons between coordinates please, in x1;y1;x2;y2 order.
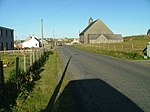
0;0;150;40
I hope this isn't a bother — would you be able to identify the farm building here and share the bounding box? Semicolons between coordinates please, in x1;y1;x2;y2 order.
0;26;14;50
22;36;41;48
79;18;123;44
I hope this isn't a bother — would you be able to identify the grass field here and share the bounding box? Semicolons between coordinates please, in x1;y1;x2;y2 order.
1;53;30;81
12;48;69;112
73;35;150;60
0;49;46;81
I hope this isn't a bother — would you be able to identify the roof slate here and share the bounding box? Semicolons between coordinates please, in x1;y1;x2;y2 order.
24;36;40;42
79;20;98;35
0;26;14;31
79;19;113;35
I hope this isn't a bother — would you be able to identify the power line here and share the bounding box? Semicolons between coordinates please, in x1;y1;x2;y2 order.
46;0;77;18
2;0;77;27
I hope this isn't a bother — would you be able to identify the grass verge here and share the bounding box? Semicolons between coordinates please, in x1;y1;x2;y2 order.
12;49;68;112
73;45;146;60
73;35;150;60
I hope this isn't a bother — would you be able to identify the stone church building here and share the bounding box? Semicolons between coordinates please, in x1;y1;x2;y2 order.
79;18;123;44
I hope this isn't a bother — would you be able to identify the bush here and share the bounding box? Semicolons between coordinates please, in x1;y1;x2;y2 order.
7;51;52;99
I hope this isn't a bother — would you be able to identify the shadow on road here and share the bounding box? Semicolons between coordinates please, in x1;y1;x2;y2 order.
41;56;72;112
52;79;144;112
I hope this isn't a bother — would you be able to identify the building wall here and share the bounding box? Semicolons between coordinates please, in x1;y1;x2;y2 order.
90;35;123;43
83;20;113;43
0;26;14;50
90;35;107;43
79;35;84;43
80;19;123;44
22;38;40;48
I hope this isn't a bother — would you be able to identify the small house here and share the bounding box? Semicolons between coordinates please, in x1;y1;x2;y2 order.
71;38;80;44
22;36;41;48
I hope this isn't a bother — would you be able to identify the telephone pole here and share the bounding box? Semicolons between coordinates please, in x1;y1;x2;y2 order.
41;19;44;48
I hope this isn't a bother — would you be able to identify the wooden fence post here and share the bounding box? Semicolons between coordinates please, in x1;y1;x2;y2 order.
36;49;38;60
102;45;104;49
30;53;32;67
0;61;4;90
0;53;1;61
16;57;19;80
131;44;134;51
107;45;110;51
122;45;124;51
114;46;116;51
24;54;26;72
33;51;35;64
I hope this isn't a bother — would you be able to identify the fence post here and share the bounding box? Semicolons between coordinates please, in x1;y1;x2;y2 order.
114;46;116;51
122;45;124;51
36;50;39;60
107;45;110;51
0;61;4;90
42;48;45;57
33;51;35;63
16;57;19;80
102;45;104;49
24;54;26;72
35;49;37;61
0;53;1;61
131;44;134;51
30;53;32;67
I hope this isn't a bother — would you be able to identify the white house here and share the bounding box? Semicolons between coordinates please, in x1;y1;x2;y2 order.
22;36;41;48
71;38;81;44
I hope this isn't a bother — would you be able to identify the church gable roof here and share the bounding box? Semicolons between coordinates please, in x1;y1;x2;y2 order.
79;19;113;35
80;20;97;35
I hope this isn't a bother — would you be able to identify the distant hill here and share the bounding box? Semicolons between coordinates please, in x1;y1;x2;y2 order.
123;35;150;45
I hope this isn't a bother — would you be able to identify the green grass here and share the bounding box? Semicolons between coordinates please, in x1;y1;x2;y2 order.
12;49;68;112
74;45;144;60
0;51;51;111
124;35;150;45
73;35;150;60
1;53;30;81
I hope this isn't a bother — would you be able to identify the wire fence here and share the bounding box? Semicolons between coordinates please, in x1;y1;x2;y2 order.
0;47;51;90
79;43;146;52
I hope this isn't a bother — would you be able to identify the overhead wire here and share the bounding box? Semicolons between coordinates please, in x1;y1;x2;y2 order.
4;0;77;27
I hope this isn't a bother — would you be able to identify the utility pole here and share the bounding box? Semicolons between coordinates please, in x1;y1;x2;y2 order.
53;28;56;46
53;29;55;39
41;19;44;48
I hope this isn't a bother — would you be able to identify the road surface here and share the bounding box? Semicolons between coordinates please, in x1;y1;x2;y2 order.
56;45;150;112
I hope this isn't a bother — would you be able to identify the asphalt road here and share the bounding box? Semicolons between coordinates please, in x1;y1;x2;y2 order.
57;45;150;112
